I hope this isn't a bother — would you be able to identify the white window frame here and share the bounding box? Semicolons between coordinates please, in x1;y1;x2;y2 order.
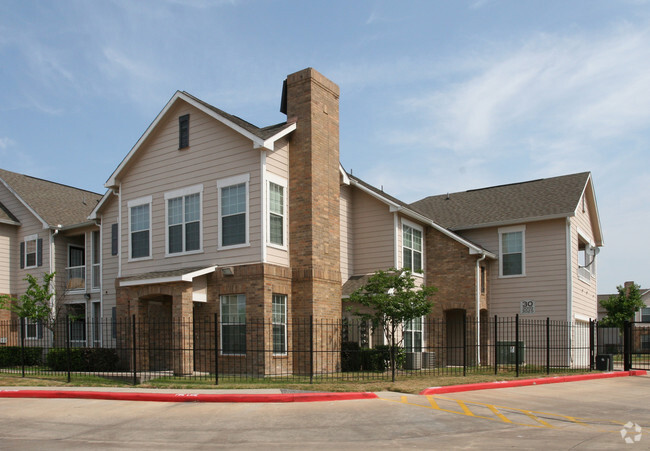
220;294;246;355
272;294;287;355
498;225;526;278
127;196;153;261
577;228;595;284
640;307;650;323
401;219;424;273
404;316;424;353
23;234;39;269
66;244;86;292
267;174;287;250
217;174;250;250
164;184;203;257
24;319;43;340
91;230;101;291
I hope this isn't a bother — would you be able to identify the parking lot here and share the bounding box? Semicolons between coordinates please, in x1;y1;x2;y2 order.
0;375;647;449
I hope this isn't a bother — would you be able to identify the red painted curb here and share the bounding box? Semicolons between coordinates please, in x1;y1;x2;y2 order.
0;389;378;403
419;370;647;395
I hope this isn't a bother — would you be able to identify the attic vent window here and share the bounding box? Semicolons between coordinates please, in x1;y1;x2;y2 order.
179;114;190;149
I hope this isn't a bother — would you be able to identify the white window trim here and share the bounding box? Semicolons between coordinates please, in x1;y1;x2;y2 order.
91;230;101;292
498;225;526;278
23;233;39;269
266;173;288;251
66;243;86;292
217;174;250;250
127;195;153;262
404;316;424;352
272;294;288;356
401;218;424;273
577;227;595;284
220;294;246;356
24;319;43;340
164;184;204;257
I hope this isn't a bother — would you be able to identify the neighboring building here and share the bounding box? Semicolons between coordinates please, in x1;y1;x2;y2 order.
0;169;103;345
597;282;650;352
597;281;650;323
0;68;605;372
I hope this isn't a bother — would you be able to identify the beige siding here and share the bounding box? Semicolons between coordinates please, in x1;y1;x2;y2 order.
461;219;568;320
571;192;598;320
0;223;16;294
339;184;353;281
0;182;50;296
118;102;263;275
100;193;119;319
265;138;290;266
350;188;394;274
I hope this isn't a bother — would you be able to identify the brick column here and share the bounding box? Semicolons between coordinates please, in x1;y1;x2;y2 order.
172;284;194;376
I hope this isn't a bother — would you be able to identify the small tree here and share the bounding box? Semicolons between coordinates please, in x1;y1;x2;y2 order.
599;283;645;333
347;268;436;381
0;273;58;335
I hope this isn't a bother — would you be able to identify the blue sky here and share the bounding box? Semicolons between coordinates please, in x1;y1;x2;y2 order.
1;0;649;293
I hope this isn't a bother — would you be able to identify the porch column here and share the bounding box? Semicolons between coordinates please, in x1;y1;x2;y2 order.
172;284;194;376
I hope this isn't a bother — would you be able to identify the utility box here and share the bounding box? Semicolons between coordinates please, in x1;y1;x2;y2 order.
422;352;436;369
496;341;525;364
596;354;613;371
405;352;422;370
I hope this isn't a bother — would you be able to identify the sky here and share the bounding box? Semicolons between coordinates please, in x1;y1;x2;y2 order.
1;0;649;294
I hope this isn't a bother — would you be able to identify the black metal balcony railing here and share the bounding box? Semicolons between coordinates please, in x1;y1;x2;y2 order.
0;316;648;385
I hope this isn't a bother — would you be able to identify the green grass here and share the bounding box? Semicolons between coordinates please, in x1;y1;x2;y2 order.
0;368;606;394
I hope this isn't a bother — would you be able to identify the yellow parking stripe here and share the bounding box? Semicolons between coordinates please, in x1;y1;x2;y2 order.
380;394;631;433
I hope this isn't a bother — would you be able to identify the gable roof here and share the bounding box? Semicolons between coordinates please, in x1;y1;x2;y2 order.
344;171;496;259
104;91;296;189
410;172;600;235
0;168;102;228
0;201;20;225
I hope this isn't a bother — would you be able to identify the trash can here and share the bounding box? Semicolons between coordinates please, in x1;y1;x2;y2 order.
596;354;613;371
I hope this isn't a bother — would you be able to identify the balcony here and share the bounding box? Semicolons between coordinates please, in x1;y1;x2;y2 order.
66;266;85;291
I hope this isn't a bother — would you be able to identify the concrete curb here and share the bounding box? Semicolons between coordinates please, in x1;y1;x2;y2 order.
0;389;378;403
419;370;648;395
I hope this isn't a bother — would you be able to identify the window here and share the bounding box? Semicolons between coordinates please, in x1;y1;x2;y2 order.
480;266;486;294
577;231;596;283
128;196;152;260
218;174;249;248
404;317;423;352
641;307;650;323
25;320;43;340
165;185;202;255
68;304;86;345
268;179;286;247
220;294;246;354
92;231;100;290
272;294;287;355
402;222;423;272
20;235;41;269
111;223;118;256
67;245;85;291
179;114;189;149
642;334;650;351
499;226;525;277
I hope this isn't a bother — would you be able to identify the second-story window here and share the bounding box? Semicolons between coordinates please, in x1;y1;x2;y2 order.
268;177;286;247
499;225;525;277
20;234;42;269
218;174;249;248
92;231;100;290
128;196;152;260
165;185;202;255
67;245;85;291
402;222;423;272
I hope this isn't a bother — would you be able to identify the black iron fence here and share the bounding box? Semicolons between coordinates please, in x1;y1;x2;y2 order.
1;316;648;384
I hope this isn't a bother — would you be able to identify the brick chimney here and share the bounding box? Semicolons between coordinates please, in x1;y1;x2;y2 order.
284;68;342;322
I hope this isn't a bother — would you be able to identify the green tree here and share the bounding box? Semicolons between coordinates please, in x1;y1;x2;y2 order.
347;268;436;381
0;273;56;332
599;283;645;332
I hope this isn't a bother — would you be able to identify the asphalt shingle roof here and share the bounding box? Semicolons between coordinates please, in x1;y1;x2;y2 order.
0;168;103;228
0;201;19;224
182;91;295;141
409;172;591;230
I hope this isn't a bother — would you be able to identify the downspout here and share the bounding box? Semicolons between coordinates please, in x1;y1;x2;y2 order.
393;213;399;268
117;185;122;278
475;252;487;365
566;217;573;365
260;152;267;263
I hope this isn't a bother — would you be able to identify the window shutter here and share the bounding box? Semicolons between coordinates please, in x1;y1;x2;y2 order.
20;242;25;269
37;238;43;267
111;223;118;255
179;114;189;149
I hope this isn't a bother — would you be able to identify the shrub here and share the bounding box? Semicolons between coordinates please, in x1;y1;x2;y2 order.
46;348;120;372
0;346;43;367
341;341;361;372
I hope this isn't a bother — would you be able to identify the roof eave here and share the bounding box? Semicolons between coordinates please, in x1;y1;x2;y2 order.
88;190;114;220
254;122;297;151
450;213;573;232
0;175;49;228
